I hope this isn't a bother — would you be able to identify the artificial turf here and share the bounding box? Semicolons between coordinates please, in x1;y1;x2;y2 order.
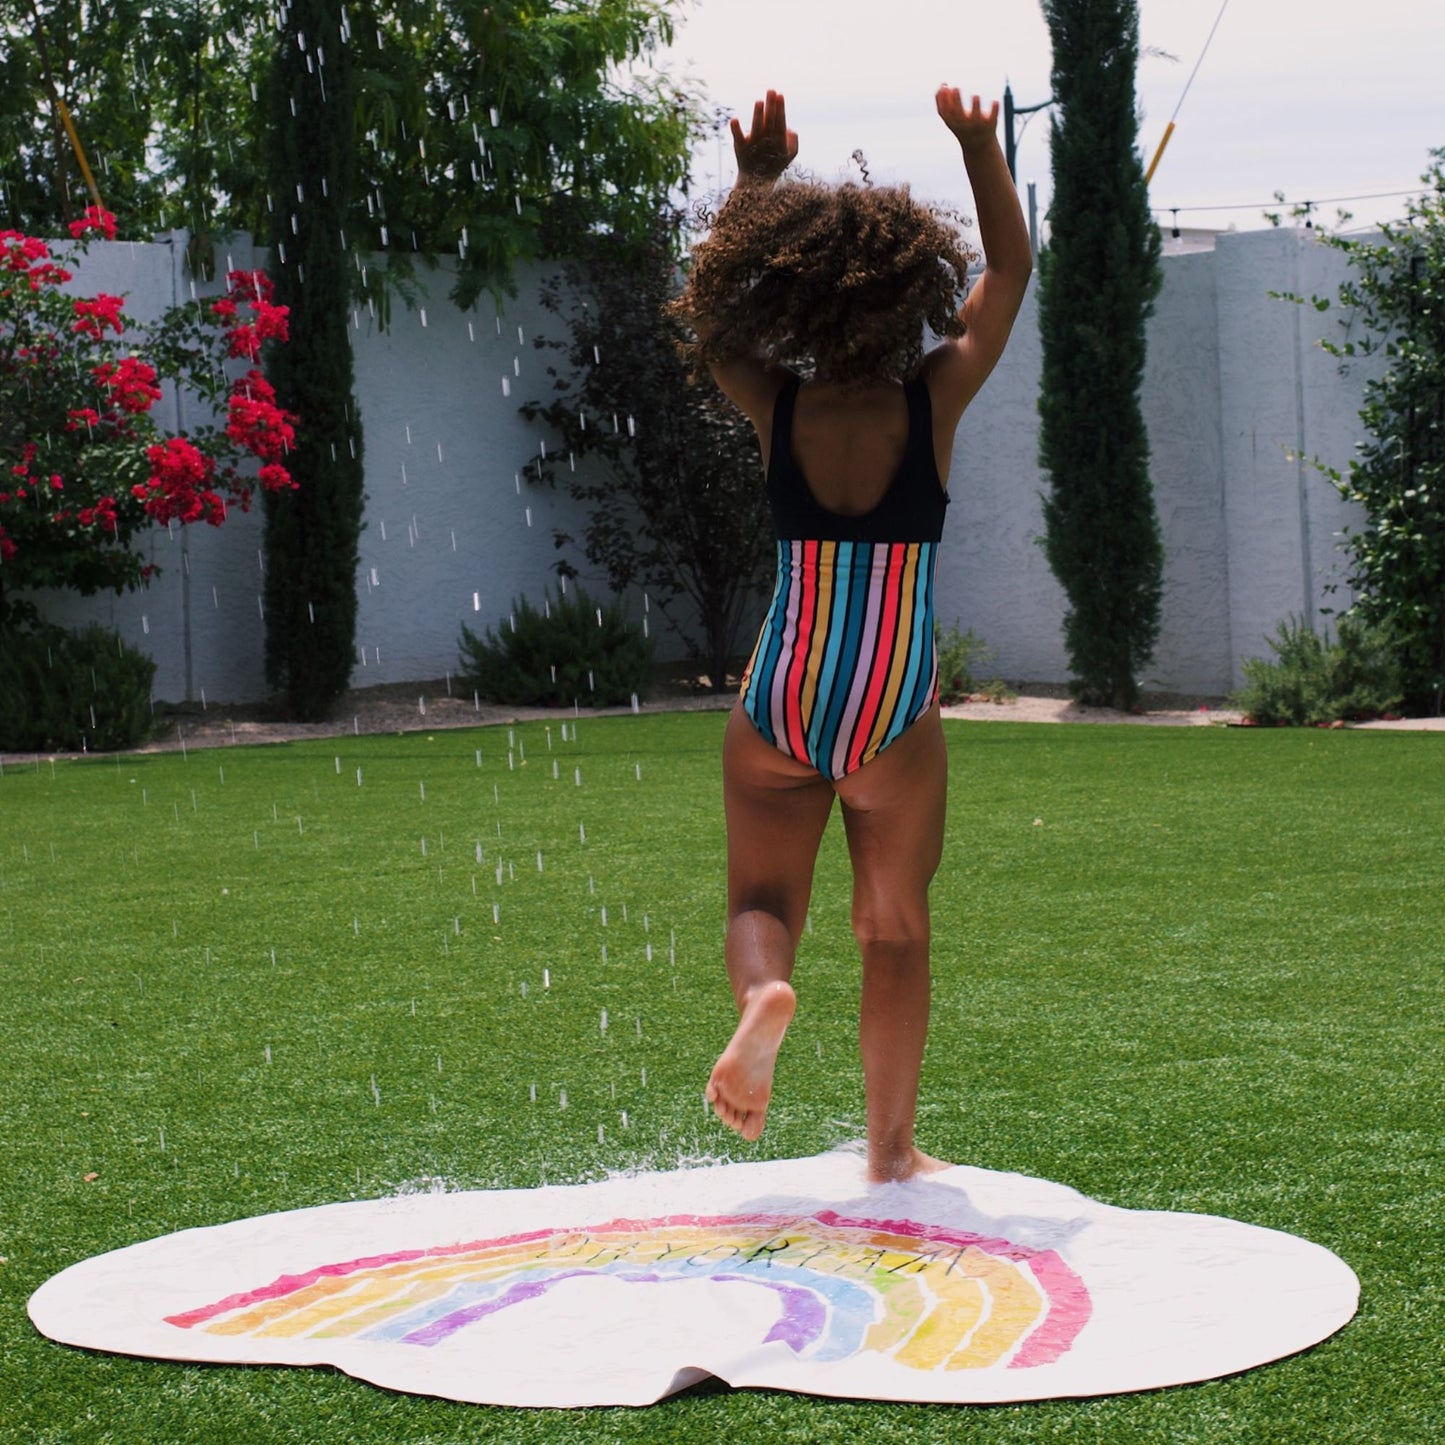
0;713;1440;1443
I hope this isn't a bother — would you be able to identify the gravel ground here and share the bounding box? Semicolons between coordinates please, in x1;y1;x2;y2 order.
10;675;1438;765
120;678;1245;758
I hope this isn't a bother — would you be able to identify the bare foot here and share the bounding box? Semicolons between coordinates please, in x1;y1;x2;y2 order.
705;980;796;1142
866;1147;954;1184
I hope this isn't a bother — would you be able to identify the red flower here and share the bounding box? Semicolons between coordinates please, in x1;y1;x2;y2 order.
72;293;126;339
77;496;119;533
94;356;162;414
67;206;118;241
2;233;50;269
233;368;276;404
226;325;260;360
226;269;275;304
3;232;72;289
227;375;296;461
258;462;297;492
253;300;289;341
139;436;219;524
226;300;290;360
1;231;295;585
223;272;288;358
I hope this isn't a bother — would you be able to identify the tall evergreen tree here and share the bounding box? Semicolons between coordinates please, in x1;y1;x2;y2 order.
262;0;365;719
1038;0;1163;709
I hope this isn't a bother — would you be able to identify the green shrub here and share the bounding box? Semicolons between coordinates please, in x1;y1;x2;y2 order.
458;586;653;708
934;622;1015;704
1233;614;1403;725
0;623;157;751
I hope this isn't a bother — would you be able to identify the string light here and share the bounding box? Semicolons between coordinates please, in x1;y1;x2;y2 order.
1153;186;1419;219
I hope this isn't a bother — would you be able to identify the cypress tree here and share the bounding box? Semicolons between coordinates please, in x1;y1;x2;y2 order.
1038;0;1164;709
262;0;365;719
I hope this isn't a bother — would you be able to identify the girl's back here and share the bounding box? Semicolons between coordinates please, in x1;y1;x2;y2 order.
765;379;956;511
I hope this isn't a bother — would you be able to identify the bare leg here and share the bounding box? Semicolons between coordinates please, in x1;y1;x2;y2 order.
707;705;835;1143
836;704;953;1183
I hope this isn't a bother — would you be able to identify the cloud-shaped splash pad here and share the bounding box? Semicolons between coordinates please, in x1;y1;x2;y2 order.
29;1151;1356;1407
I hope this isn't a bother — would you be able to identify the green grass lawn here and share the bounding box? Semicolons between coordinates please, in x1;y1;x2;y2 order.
1;714;1440;1443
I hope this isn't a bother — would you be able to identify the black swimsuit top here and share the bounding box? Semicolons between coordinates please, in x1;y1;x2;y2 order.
764;374;949;544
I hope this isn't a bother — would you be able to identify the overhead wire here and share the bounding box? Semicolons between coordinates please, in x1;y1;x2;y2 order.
1153;187;1419;222
1145;0;1231;186
1159;189;1418;213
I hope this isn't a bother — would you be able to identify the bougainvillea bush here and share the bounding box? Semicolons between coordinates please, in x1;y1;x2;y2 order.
0;206;297;627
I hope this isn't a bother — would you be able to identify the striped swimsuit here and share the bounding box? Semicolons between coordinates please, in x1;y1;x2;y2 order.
740;375;948;780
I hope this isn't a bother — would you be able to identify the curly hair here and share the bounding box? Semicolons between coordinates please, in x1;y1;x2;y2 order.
671;179;979;388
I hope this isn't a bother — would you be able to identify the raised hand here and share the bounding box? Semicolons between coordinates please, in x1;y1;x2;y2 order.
936;87;1000;155
730;89;798;182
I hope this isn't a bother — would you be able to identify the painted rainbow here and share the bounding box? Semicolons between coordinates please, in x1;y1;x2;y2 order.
166;1210;1091;1372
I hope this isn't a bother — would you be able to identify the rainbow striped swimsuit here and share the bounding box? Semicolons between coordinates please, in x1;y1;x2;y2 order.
740;375;948;780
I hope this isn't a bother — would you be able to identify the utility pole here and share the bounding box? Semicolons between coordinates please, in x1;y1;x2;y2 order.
1003;83;1052;183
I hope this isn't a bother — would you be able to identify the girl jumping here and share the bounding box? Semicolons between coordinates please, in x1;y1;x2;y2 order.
674;87;1031;1182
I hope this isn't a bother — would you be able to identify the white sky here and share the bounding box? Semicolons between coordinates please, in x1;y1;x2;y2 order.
653;0;1445;236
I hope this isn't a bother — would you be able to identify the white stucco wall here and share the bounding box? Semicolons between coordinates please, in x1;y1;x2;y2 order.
937;228;1365;695
346;261;602;691
22;240;602;703
23;226;1371;703
1213;228;1369;690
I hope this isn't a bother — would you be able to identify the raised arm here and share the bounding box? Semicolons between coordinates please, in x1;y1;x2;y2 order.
696;90;798;431
923;88;1033;428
